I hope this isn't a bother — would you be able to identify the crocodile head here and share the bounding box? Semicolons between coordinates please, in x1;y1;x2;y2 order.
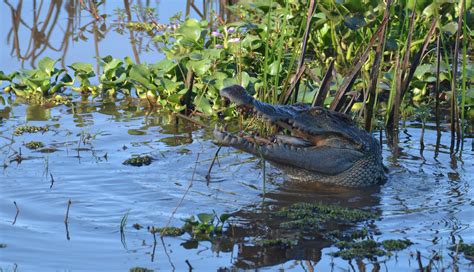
214;85;385;187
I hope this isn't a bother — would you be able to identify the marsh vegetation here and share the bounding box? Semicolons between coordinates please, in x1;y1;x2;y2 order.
0;0;473;271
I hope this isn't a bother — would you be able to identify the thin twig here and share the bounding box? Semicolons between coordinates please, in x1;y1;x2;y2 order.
185;259;193;271
206;146;221;184
12;201;19;225
64;199;72;223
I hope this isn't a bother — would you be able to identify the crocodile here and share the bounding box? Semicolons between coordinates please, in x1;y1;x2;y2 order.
213;85;386;187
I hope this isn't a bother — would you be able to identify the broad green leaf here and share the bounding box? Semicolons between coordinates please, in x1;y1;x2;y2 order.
152;59;177;73
194;96;213;115
202;48;223;60
129;64;156;90
168;88;188;104
414;64;432;79
178;19;202;43
242;34;262;50
159;78;181;93
188;59;212;76
103;58;123;75
268;60;281;76
38;57;57;75
219;213;231;223
189;51;204;60
197;213;214;223
442;22;458;36
241;71;251;88
69;62;94;74
0;71;17;81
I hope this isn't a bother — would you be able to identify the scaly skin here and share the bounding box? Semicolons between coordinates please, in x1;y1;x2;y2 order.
214;85;386;187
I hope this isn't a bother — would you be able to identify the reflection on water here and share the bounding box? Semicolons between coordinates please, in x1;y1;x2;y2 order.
0;0;198;72
0;0;473;271
0;97;472;271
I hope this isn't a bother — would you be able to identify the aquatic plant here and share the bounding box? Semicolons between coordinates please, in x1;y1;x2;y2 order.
330;238;413;260
13;125;49;136
0;0;472;148
122;155;153;166
24;141;45;150
275;202;377;231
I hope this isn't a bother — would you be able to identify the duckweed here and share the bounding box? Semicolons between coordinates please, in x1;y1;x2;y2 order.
24;141;45;150
275;202;376;231
330;238;413;260
123;155;153;166
331;240;385;260
382;239;413;251
14;125;49;136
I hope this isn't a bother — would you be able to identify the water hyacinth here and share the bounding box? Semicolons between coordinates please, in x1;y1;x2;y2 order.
215;44;224;49
227;27;236;34
228;37;240;43
211;31;224;38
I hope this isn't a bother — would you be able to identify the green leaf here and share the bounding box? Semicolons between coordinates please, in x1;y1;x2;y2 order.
178;19;202;43
0;71;17;81
152;59;177;73
103;58;123;75
69;62;94;75
219;213;231;223
160;78;181;93
202;48;223;60
442;22;458;36
188;59;212;76
344;15;366;30
414;64;432;79
38;57;57;75
129;64;156;90
197;213;214;223
241;34;262;50
194;96;213;115
268;60;281;76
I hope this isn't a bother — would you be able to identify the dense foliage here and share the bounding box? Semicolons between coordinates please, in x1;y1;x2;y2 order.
0;0;472;129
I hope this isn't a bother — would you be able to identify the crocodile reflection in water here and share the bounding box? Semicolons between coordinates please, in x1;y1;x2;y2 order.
209;183;382;269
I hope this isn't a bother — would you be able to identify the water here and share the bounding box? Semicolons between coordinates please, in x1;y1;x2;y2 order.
1;1;473;271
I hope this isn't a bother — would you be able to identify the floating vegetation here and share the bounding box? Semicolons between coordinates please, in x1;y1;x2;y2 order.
275;202;377;231
0;0;470;152
331;240;386;260
129;267;154;272
14;125;49;136
122;155;153;167
450;242;474;258
382;239;413;251
143;212;231;241
151;226;185;237
24;141;45;150
330;238;413;260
